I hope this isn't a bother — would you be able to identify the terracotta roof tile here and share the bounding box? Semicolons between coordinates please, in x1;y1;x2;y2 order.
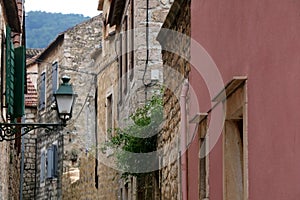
26;48;43;58
25;75;37;107
26;48;43;65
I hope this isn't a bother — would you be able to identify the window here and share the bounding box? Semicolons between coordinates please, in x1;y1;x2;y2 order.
47;144;58;179
119;15;128;100
52;61;58;101
211;77;248;200
106;93;113;139
119;37;123;103
122;183;129;200
221;77;247;200
129;0;134;80
123;16;128;93
39;72;46;110
224;119;243;200
40;149;46;183
102;0;116;39
198;114;209;200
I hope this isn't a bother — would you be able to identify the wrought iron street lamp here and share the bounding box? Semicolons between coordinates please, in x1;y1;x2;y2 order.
0;75;75;141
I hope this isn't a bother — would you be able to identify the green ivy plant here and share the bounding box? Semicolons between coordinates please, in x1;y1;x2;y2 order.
104;89;163;178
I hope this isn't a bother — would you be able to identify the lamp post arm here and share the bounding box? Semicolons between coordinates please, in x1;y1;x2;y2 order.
0;123;65;141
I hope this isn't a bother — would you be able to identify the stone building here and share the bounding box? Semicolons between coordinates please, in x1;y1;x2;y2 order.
35;15;102;199
22;75;38;199
97;0;172;199
0;0;26;199
156;0;191;199
21;49;41;199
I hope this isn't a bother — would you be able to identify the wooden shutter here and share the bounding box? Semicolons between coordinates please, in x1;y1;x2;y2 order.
14;46;25;117
5;26;14;117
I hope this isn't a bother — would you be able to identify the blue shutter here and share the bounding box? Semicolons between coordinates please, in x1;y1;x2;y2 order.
47;145;58;178
47;146;54;178
39;72;46;110
53;145;58;177
40;151;45;182
5;26;14;117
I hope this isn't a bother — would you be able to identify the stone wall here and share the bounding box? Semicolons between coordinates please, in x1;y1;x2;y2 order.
0;6;9;199
95;42;120;199
117;1;172;198
98;0;174;199
157;0;191;199
60;14;102;174
22;108;38;199
62;155;99;199
0;142;10;200
0;3;22;200
36;34;64;200
36;15;103;199
118;0;173;124
0;10;11;197
9;147;20;200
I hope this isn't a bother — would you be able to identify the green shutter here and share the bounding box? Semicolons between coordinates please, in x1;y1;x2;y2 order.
5;26;14;117
14;46;25;117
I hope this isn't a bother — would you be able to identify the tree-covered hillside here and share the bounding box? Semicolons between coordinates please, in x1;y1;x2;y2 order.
25;11;90;48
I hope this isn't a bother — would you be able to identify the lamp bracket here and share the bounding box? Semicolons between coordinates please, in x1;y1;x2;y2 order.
0;123;65;141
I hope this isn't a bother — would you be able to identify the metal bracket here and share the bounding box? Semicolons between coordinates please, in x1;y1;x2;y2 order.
0;123;65;141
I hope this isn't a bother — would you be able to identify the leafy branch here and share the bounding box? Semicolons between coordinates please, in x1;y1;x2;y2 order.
103;89;163;178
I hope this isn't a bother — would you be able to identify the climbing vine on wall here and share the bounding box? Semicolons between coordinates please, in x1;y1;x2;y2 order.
103;89;163;178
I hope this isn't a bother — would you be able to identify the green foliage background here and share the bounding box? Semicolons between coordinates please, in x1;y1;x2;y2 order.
25;11;90;48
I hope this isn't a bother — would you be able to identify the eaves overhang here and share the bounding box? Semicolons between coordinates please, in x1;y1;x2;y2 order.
1;0;21;32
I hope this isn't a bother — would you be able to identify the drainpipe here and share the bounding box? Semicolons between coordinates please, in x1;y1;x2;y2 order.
180;80;189;200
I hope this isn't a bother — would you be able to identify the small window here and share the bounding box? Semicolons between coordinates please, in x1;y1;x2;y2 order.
129;0;134;80
106;94;113;139
40;150;46;183
52;62;58;101
198;115;209;200
39;72;46;110
119;35;123;103
47;144;58;179
122;16;128;94
222;78;247;200
122;183;129;200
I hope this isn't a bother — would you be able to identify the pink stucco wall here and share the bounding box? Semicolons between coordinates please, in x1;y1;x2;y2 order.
191;0;300;199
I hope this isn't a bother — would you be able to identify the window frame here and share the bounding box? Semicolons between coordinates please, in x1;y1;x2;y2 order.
39;71;46;110
197;113;209;200
106;91;113;140
40;148;46;183
129;0;134;81
219;77;248;200
51;61;58;102
46;142;58;179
